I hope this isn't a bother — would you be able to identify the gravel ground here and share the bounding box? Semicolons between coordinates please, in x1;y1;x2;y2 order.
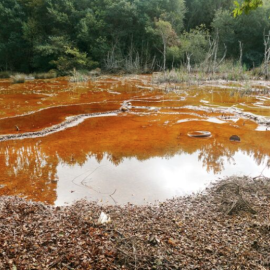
0;176;270;269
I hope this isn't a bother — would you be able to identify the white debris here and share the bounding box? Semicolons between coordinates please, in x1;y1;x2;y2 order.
98;212;111;224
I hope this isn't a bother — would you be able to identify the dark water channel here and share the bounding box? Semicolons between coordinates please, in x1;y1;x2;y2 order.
0;76;269;205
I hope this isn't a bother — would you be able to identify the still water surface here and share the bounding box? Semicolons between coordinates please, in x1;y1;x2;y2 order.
0;76;269;205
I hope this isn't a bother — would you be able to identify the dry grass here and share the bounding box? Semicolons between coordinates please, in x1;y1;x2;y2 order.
69;69;89;82
10;74;26;84
152;61;256;85
34;71;57;79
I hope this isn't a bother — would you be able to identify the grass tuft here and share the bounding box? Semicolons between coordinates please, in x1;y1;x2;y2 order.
34;70;57;79
153;61;255;85
0;71;13;79
69;68;89;82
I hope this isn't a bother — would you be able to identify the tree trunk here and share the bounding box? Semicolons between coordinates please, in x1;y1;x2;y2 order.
239;41;243;66
163;42;166;71
186;53;191;73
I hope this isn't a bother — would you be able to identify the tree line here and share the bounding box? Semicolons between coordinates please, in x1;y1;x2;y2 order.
0;0;270;74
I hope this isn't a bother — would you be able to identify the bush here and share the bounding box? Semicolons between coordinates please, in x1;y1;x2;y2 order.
34;70;58;79
153;69;191;84
0;71;12;78
216;61;249;81
10;74;26;84
69;68;89;82
89;68;101;77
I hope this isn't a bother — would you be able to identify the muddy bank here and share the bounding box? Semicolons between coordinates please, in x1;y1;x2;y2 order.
1;176;270;269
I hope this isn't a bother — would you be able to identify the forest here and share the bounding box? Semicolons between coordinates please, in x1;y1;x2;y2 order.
0;0;270;75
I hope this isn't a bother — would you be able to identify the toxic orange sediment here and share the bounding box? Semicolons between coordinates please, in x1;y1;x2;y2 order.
0;76;269;205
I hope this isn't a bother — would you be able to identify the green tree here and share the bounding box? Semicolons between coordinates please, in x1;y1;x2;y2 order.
148;20;179;70
179;26;209;71
0;0;27;71
184;0;233;30
233;0;263;16
212;6;270;66
36;36;97;72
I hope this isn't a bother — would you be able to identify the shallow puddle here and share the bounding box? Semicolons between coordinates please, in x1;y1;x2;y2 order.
0;76;269;205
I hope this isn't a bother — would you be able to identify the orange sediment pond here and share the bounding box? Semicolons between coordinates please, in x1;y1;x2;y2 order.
0;75;269;205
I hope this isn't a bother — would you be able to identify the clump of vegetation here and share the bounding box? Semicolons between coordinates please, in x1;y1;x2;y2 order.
215;61;249;81
229;82;253;98
153;63;250;85
152;69;189;84
104;48;156;74
250;66;264;78
152;50;264;86
34;70;57;80
89;68;101;77
69;68;89;82
10;74;27;84
0;71;12;79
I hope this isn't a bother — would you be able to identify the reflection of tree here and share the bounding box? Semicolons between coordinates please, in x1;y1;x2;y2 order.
107;153;124;166
88;152;104;164
0;109;270;205
198;139;235;174
249;149;269;167
0;142;57;204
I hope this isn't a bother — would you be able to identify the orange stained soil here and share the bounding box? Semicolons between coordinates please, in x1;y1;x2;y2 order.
0;75;269;205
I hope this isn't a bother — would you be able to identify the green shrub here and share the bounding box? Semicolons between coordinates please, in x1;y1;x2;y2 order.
0;71;12;78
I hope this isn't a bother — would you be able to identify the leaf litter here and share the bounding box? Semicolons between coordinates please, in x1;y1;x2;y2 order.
1;176;270;269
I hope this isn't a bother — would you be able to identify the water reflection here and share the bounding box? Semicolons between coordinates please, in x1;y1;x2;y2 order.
0;142;57;204
0;112;269;205
55;152;270;206
0;76;269;205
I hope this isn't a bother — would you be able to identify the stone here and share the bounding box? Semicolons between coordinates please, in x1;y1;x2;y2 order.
120;106;129;112
230;135;241;142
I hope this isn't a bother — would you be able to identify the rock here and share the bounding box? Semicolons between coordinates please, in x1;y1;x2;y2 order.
230;135;241;142
120;106;129;112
